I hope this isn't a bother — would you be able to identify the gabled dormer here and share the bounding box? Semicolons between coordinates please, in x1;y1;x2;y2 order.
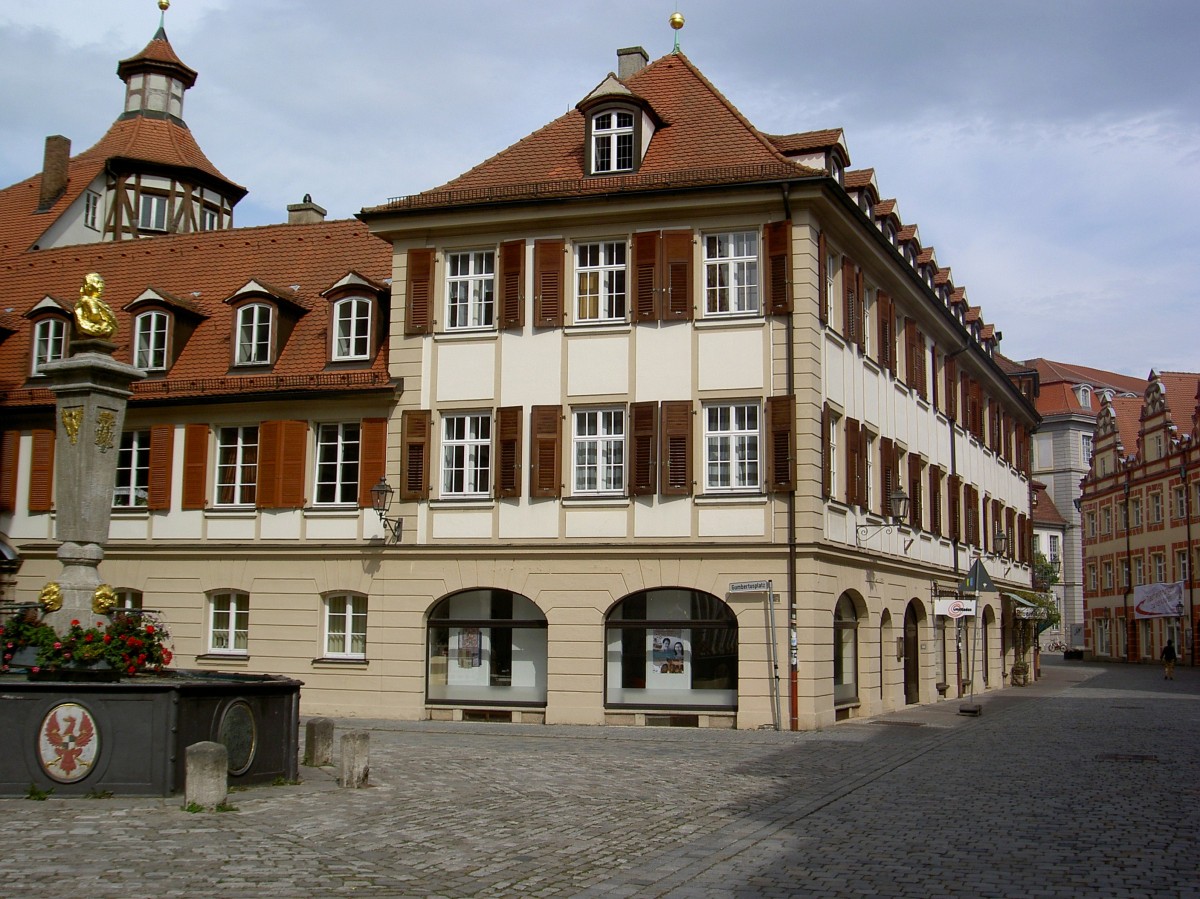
24;296;72;376
223;279;309;370
844;168;878;220
765;129;849;184
123;286;207;375
321;271;389;366
577;57;662;177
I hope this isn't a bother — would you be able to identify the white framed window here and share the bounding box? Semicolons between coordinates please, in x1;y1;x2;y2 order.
1086;511;1096;538
446;250;495;330
1094;617;1111;656
1103;561;1113;591
704;402;760;492
84;190;101;230
333;297;372;360
829;411;840;499
573;408;625;494
114;429;150;508
1087;565;1097;592
199;206;218;231
1049;534;1060;567
215;426;258;506
1153;553;1166;583
324;593;367;659
442;412;491;497
135;310;169;371
236;303;272;365
864;434;875;512
1101;506;1111;534
575;241;627;322
704;231;759;316
1177;549;1189;582
209;591;249;655
1132;497;1143;528
315;422;360;505
1150;491;1163;524
32;317;67;374
592;110;634;173
1134;556;1144;586
1174;486;1187;520
139;193;167;232
1081;434;1093;463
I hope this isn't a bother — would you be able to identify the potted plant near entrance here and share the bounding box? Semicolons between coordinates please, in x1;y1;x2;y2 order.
1010;662;1029;686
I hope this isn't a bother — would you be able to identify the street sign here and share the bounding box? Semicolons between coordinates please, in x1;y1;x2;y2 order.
728;580;771;594
960;559;997;594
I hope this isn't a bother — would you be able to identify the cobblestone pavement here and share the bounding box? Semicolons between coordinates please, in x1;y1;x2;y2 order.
4;657;1199;898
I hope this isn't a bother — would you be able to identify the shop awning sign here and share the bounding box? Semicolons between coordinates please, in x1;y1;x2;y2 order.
935;598;977;619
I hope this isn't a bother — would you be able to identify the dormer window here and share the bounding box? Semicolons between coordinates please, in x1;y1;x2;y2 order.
84;191;101;231
139;193;168;232
236;303;273;365
830;156;844;184
885;223;897;246
333;297;372;361
31;316;68;374
858;193;872;219
1076;385;1092;408
592;110;635;173
134;310;169;371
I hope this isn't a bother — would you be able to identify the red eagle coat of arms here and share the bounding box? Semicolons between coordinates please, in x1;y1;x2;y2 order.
38;703;100;783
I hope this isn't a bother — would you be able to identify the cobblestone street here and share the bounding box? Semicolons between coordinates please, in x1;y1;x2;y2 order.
4;657;1198;898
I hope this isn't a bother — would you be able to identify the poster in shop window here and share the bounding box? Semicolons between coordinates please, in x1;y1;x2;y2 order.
647;629;690;689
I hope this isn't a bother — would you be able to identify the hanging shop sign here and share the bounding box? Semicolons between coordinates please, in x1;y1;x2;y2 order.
1133;582;1185;619
935;598;977;619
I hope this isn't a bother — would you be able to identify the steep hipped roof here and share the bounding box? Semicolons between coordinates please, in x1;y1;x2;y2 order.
367;51;820;213
116;25;198;87
0;219;392;407
1031;481;1067;527
1022;358;1146;395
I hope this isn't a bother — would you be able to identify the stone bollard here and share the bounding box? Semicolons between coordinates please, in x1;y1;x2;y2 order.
185;741;228;809
304;717;335;767
340;731;369;788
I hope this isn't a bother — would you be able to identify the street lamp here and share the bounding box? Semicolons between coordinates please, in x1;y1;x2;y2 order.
992;528;1009;557
369;477;403;543
856;489;910;546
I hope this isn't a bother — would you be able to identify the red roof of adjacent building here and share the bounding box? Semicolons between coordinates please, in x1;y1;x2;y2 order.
1031;481;1067;527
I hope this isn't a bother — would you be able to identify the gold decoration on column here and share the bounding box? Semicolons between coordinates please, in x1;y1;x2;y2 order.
39;582;64;612
73;272;118;339
95;410;117;452
62;408;83;444
93;584;118;615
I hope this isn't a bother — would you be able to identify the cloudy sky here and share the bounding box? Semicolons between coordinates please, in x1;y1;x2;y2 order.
2;1;1196;378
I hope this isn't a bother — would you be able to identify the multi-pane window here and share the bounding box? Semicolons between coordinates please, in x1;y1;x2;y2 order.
199;206;217;231
1049;534;1061;568
32;317;67;373
705;403;759;491
135;311;169;371
442;412;491;497
209;591;249;654
333;298;371;360
1085;511;1096;538
1103;561;1114;591
1081;434;1093;463
215;426;258;505
1087;565;1097;592
573;409;625;494
236;303;272;365
1150;491;1163;524
592;111;634;173
446;251;495;330
1177;549;1189;583
1134;557;1145;586
1153;553;1166;584
1101;506;1111;534
315;422;360;505
576;241;627;322
704;231;759;315
1175;486;1187;520
1094;617;1111;656
84;190;101;230
325;593;367;659
114;429;150;508
139;193;167;231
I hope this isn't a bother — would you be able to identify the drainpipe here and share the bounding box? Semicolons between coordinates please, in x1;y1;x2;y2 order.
1181;455;1195;665
781;185;798;731
1123;472;1132;661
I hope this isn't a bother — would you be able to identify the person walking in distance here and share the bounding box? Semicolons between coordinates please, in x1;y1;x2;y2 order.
1161;640;1177;680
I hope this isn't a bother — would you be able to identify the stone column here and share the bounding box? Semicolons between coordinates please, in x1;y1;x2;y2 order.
38;341;144;627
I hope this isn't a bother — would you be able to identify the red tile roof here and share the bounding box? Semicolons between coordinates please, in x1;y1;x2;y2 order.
1020;358;1146;395
843;168;875;189
0;220;393;407
368;52;821;213
117;26;197;87
1111;395;1142;453
1032;481;1067;526
764;129;844;155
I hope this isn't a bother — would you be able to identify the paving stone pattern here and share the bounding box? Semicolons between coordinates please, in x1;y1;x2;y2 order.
4;657;1198;898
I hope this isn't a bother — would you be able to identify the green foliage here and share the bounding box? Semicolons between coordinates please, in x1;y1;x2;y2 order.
85;789;114;799
215;802;238;812
183;801;205;813
1032;551;1061;592
26;783;54;801
2;610;174;676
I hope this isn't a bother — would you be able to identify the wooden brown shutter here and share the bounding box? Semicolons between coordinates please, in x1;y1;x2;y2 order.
765;220;792;314
845;418;860;507
929;467;943;536
400;409;431;501
903;319;917;390
495;406;523;498
0;431;19;513
278;420;308;508
629;401;658;496
533;239;565;328
821;404;832;500
960;372;970;430
879;436;893;516
256;421;281;509
529;405;562;498
855;269;866;353
181;423;208;510
817;231;828;327
28;429;54;513
931;348;940;410
908;454;922;528
916;329;927;400
765;395;795;493
970;380;984;439
945;357;958;422
632;231;661;322
405;248;435;336
498;239;525;330
876;290;892;371
661;230;693;321
357;417;387;507
660;400;692;495
147;424;174;511
948;474;961;542
842;258;857;344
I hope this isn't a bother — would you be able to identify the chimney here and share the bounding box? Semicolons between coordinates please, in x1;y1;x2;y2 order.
37;135;71;211
617;46;648;80
286;193;327;225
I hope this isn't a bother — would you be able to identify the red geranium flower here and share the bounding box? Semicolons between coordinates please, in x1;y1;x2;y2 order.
145;625;155;634
71;619;80;626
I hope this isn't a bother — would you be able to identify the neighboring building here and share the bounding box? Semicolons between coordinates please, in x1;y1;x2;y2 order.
1003;357;1146;647
1031;479;1068;644
3;31;1039;729
358;45;1037;729
1080;371;1199;666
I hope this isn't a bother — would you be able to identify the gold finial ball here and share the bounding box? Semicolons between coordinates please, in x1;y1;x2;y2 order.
669;11;685;30
159;0;170;11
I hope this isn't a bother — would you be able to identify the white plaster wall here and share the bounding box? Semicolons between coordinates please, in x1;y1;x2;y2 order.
431;509;493;539
501;330;562;406
565;507;626;538
567;335;628;397
634;326;691;401
697;328;764;392
435;341;496;402
499;500;559;539
698;506;765;538
633;497;690;537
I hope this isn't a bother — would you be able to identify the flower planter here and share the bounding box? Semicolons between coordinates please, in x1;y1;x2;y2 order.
28;666;121;683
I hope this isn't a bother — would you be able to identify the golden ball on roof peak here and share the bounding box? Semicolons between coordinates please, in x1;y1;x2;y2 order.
158;0;170;11
669;11;685;30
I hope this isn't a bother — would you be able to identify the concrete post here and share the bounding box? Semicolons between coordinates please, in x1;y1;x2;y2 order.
185;741;228;809
340;731;369;788
303;717;334;767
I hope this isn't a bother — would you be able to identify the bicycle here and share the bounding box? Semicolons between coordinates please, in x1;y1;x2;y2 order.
1042;639;1068;653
